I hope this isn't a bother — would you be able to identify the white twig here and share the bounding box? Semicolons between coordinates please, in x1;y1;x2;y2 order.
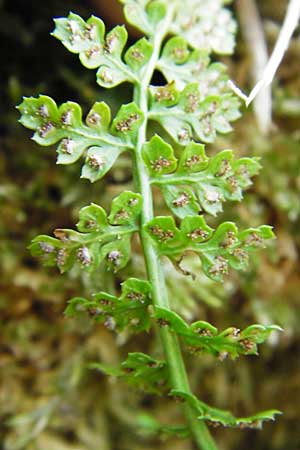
228;80;248;102
230;0;300;109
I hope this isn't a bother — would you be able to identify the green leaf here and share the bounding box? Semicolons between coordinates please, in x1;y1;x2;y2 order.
195;222;246;281
93;284;151;333
76;203;108;232
121;0;152;35
190;321;218;336
238;225;275;249
29;235;63;268
145;216;275;282
233;157;262;189
120;277;152;303
153;307;281;359
66;278;151;333
121;0;167;36
18;95;64;146
111;102;144;144
52;13;137;87
56;138;87;165
64;294;111;318
240;324;283;345
162;185;200;218
145;216;182;251
154;307;190;334
196;184;224;216
150;81;180;108
30;195;138;274
125;37;153;71
121;0;236;54
171;0;237;55
159;36;190;66
142;135;177;175
18;95;59;130
85;101;111;130
108;191;143;225
52;13;104;54
104;26;128;56
205;222;238;247
30;234;76;273
158;36;230;92
234;410;283;430
180;216;213;243
147;1;167;27
81;146;122;183
177;142;208;173
170;391;281;429
201;223;275;281
17;96;130;179
101;235;132;272
90;352;169;394
149;83;240;144
207;149;233;176
152;145;261;215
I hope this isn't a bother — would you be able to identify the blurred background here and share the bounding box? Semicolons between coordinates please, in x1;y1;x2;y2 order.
0;0;299;449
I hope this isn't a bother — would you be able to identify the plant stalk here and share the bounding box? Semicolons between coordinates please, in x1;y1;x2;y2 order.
132;7;218;450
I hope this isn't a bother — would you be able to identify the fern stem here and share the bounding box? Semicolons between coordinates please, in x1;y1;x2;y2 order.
132;7;218;450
